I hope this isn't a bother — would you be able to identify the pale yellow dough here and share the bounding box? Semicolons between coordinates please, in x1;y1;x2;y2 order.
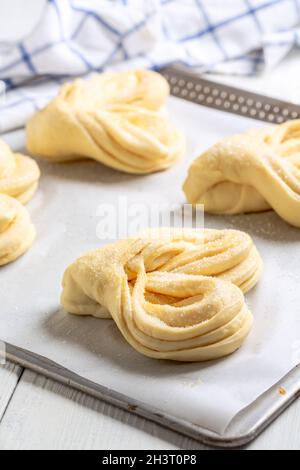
0;194;36;266
0;138;40;204
26;70;185;174
183;119;300;227
61;228;262;362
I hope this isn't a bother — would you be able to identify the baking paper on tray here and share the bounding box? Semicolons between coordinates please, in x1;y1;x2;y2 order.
1;97;300;434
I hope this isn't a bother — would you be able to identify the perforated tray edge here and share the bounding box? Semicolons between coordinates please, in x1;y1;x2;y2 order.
161;66;300;124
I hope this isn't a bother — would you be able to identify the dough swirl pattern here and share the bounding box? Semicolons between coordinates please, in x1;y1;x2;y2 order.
0;194;36;266
61;229;262;362
183;120;300;227
0;138;40;204
26;70;185;174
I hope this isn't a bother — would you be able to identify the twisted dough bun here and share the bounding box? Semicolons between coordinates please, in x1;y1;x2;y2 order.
26;70;185;174
0;194;36;266
183;120;300;227
0;138;40;204
61;228;262;362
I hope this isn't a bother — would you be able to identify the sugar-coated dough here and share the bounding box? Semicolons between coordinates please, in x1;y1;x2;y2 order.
26;70;185;174
183;120;300;227
0;194;36;266
0;139;40;204
61;228;262;362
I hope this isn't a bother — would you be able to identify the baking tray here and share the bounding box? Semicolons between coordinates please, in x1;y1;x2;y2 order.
2;342;300;448
2;67;300;448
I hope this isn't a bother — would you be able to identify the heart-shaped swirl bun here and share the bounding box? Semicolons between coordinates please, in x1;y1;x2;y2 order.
0;139;40;204
61;228;262;362
0;194;36;266
26;70;185;174
183;120;300;227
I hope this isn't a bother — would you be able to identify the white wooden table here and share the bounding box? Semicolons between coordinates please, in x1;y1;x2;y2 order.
0;7;300;447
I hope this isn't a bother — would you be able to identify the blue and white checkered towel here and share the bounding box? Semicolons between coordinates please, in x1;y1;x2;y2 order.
0;0;300;132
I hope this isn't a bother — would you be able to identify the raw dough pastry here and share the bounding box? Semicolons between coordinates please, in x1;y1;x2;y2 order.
26;70;185;174
183;120;300;227
0;194;36;266
61;228;262;362
0;138;40;204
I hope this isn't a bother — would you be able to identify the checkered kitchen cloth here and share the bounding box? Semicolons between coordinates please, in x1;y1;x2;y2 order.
0;0;300;132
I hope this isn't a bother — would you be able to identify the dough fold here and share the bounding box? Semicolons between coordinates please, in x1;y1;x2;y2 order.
0;194;36;266
0;138;40;204
183;120;300;227
26;70;185;174
61;228;262;362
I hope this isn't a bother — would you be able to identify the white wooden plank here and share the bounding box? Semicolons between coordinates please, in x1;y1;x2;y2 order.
0;369;207;450
0;361;23;421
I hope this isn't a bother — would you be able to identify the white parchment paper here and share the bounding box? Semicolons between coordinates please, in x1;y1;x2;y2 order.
1;97;300;434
